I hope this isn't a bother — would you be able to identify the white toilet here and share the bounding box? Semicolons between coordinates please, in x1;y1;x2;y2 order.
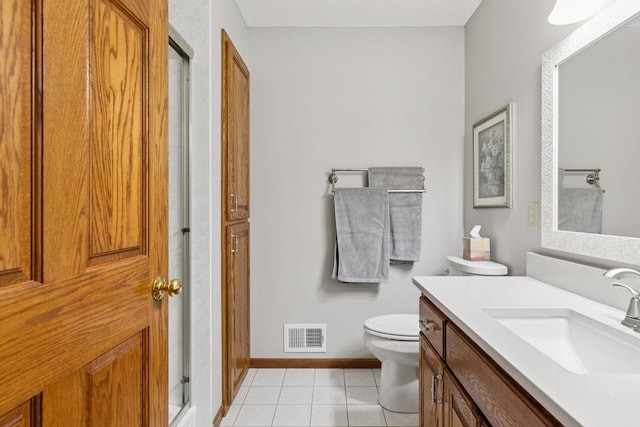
363;314;420;413
363;256;508;413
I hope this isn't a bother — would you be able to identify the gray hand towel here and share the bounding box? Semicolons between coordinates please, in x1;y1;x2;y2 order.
368;167;423;262
558;187;604;234
332;188;390;283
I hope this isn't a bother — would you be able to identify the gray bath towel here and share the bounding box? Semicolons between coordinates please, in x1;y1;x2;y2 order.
558;188;604;234
368;167;423;262
332;188;390;283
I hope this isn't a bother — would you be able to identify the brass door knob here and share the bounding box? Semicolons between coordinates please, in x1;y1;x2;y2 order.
152;276;182;301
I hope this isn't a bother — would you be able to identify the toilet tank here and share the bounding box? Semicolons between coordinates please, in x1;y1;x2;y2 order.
446;256;508;276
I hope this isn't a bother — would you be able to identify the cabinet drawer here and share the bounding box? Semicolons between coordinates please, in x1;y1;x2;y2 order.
419;296;447;358
446;324;560;427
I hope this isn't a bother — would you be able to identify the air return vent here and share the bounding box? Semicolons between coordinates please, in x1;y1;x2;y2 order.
284;324;326;353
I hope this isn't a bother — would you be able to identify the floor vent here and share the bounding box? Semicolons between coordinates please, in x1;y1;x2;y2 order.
284;324;326;353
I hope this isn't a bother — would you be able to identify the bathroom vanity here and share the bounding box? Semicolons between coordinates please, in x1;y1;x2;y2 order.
413;274;640;427
418;293;558;427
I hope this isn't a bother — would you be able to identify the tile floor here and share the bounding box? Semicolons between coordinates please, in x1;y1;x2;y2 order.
220;368;419;427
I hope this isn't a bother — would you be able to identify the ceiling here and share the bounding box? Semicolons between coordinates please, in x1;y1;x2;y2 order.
235;0;484;27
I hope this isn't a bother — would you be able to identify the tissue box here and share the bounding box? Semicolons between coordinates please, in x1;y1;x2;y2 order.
463;237;490;261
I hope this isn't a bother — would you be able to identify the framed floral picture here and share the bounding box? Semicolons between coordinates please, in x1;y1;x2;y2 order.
472;103;512;208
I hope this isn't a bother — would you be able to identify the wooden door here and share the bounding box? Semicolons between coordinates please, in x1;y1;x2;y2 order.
420;337;443;427
223;221;251;410
222;29;250;222
0;0;168;425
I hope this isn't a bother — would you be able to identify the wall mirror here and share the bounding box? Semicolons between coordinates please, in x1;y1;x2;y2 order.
541;0;640;265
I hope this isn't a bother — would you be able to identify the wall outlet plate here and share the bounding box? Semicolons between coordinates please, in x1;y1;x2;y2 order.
528;202;540;229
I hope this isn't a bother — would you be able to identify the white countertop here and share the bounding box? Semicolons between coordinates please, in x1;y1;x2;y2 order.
413;275;638;427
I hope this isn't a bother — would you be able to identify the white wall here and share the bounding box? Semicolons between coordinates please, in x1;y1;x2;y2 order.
169;0;249;425
464;0;583;275
249;27;465;358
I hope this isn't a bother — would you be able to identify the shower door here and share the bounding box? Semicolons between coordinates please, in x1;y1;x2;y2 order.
168;26;193;427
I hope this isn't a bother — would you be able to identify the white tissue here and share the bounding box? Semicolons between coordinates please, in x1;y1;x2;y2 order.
470;225;482;239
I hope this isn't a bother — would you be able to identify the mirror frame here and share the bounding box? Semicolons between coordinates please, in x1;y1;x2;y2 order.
541;0;640;265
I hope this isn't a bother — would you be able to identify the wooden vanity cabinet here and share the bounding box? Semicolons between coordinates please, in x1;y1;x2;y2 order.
419;295;486;427
419;296;561;427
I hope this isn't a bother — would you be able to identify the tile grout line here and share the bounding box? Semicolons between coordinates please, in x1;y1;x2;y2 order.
311;368;316;427
270;372;282;427
309;368;316;427
343;369;350;427
374;368;388;427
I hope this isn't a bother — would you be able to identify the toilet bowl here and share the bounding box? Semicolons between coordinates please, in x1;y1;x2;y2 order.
363;314;420;413
363;256;508;413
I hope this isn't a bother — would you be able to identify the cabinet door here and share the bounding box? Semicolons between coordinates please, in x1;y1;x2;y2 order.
222;30;250;221
224;222;251;405
443;371;486;427
420;337;444;427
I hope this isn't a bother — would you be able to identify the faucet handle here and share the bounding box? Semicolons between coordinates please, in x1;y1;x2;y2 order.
604;268;640;279
613;283;640;328
612;282;640;298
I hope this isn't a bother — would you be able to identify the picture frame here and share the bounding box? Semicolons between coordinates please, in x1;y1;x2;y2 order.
472;103;512;208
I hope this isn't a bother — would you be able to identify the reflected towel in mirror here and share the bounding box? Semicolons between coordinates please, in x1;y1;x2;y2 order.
558;187;604;234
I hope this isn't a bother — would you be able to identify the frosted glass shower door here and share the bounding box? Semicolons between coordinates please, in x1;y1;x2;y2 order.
168;27;193;427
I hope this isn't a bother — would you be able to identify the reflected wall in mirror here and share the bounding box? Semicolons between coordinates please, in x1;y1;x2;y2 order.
558;12;640;237
542;0;640;265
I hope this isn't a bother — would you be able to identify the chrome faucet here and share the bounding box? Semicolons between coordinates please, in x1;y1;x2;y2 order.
603;268;640;330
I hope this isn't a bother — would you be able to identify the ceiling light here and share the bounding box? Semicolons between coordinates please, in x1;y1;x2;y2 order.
548;0;617;25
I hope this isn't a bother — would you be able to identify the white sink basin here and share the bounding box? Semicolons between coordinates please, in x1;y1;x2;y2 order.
483;308;640;374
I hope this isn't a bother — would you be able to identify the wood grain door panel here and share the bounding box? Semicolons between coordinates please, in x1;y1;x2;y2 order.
420;337;443;427
443;371;483;427
0;400;35;427
229;55;250;220
0;0;33;288
89;0;147;264
222;30;250;221
42;333;147;427
224;222;250;403
0;0;168;423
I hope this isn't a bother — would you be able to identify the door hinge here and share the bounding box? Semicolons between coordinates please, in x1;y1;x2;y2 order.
181;376;190;384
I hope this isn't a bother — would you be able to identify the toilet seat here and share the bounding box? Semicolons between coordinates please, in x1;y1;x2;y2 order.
364;314;419;341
